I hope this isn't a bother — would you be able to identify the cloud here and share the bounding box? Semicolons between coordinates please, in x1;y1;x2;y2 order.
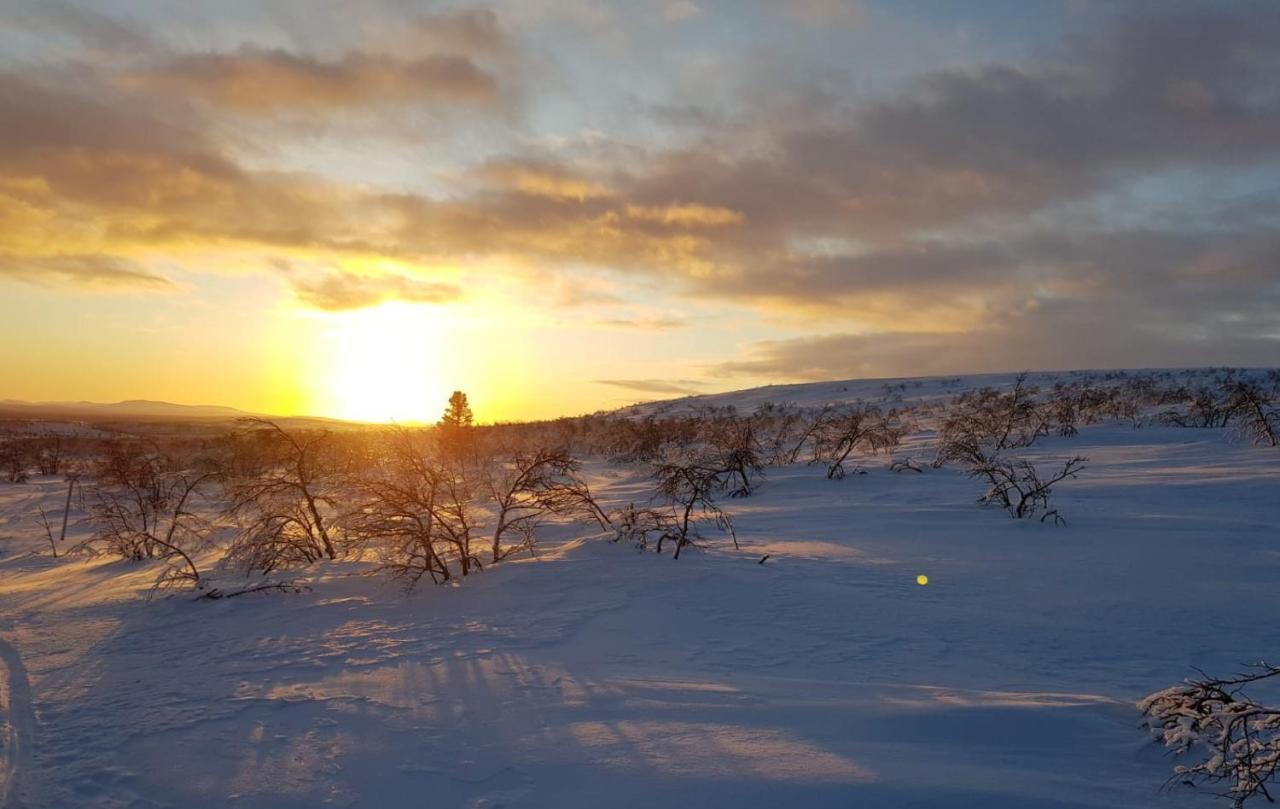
126;49;499;112
286;269;461;311
595;378;706;395
712;303;1280;383
407;9;512;57
776;0;864;26
475;159;613;201
8;1;156;55
3;2;1280;363
623;203;743;227
660;2;701;23
0;253;174;291
595;316;688;329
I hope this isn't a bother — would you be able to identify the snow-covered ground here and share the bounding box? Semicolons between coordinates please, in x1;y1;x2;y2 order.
1;372;1277;808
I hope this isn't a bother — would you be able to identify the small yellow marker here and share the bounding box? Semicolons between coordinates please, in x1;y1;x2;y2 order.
916;574;929;586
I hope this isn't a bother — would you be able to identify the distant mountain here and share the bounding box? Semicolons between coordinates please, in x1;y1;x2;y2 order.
0;398;258;421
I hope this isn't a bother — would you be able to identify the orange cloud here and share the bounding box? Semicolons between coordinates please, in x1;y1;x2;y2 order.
125;49;498;112
623;203;743;227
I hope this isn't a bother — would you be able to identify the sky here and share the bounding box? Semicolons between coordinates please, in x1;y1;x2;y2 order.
1;0;1278;422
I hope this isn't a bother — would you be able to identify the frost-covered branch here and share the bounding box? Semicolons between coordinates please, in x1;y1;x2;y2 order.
1140;663;1280;808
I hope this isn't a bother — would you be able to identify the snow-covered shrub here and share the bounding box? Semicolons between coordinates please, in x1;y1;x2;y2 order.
1140;664;1280;807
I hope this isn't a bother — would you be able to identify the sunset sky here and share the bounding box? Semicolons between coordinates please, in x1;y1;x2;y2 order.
2;0;1278;422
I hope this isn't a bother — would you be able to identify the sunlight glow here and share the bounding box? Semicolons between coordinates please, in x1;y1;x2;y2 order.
314;302;451;423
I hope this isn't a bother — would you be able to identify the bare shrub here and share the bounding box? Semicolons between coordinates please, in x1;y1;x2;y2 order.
889;457;924;473
608;417;670;463
778;404;836;465
483;447;610;563
701;416;766;497
1223;377;1279;447
1140;663;1280;807
967;451;1087;523
0;438;31;483
651;460;739;559
813;403;901;480
937;372;1049;461
223;419;344;573
611;503;677;551
749;402;805;466
77;444;214;591
346;427;482;589
34;433;66;476
1043;390;1080;437
1161;386;1232;429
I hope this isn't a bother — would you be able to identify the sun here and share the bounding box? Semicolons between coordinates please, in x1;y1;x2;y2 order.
314;302;451;423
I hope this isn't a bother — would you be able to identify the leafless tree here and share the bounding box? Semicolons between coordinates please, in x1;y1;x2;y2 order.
701;416;766;497
779;404;837;464
1161;386;1233;429
77;446;214;590
222;419;343;573
937;373;1049;462
813;403;900;480
34;468;81;558
483;447;609;563
345;427;480;589
611;503;677;551
966;451;1087;522
651;460;739;559
749;403;805;466
1223;378;1279;447
0;438;30;483
36;505;59;557
34;433;65;476
1140;663;1280;807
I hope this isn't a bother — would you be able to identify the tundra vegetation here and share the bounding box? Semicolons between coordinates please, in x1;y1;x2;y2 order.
2;368;1279;799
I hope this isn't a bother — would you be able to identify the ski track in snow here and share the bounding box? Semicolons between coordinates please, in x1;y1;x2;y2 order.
0;636;34;809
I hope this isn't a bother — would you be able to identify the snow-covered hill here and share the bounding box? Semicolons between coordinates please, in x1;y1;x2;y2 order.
0;368;1276;808
622;367;1239;417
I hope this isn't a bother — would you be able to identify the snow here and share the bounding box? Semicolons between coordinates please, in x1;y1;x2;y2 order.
0;370;1277;807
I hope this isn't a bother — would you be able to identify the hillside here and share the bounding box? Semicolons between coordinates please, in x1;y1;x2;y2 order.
0;368;1276;808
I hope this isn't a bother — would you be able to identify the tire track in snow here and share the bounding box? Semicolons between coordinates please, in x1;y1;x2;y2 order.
0;637;34;809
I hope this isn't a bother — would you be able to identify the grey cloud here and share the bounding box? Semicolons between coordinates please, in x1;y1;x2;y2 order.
8;1;156;55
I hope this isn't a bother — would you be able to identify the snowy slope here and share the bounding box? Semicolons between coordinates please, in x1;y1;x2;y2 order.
0;370;1277;808
622;367;1236;417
